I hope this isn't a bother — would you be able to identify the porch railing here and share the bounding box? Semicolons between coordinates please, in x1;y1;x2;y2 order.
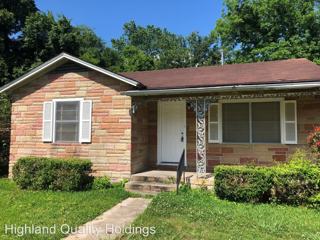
176;149;186;194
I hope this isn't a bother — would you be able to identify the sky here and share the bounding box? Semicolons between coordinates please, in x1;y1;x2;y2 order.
35;0;224;45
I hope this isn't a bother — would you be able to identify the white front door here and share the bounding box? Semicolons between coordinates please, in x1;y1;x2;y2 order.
157;100;186;165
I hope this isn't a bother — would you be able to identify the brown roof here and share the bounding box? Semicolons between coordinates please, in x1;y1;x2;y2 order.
121;58;320;89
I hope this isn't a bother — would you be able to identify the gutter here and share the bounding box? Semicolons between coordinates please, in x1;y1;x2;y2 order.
123;81;320;96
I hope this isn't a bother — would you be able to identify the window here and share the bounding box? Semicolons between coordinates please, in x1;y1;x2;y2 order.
223;103;250;143
55;101;80;142
208;100;297;144
42;99;92;143
251;102;280;143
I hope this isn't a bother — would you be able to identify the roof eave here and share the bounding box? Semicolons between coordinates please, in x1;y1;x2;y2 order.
123;82;320;96
0;53;142;94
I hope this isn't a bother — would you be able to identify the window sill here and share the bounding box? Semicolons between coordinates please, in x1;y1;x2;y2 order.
51;142;82;146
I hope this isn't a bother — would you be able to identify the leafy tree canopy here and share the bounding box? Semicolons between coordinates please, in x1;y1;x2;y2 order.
215;0;320;63
112;21;219;71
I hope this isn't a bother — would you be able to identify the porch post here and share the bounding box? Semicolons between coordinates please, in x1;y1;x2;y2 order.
193;99;207;177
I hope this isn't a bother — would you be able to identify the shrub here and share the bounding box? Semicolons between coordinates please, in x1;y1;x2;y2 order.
214;165;274;203
92;176;112;190
307;126;320;158
271;150;320;205
307;193;320;209
13;156;93;191
0;94;10;177
112;178;128;188
214;150;320;205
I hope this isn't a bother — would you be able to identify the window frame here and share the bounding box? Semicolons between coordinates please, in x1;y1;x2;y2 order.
281;100;298;144
208;103;222;143
52;98;84;143
208;98;293;144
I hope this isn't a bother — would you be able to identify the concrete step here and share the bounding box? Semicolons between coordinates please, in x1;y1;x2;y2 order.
130;175;176;184
125;181;176;194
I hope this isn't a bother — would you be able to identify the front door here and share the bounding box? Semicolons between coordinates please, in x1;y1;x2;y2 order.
157;100;186;165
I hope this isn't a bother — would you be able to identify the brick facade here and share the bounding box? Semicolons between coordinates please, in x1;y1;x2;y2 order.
9;68;133;179
131;96;320;173
8;63;320;177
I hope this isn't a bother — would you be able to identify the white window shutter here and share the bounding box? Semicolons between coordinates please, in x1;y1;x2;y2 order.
80;100;92;143
208;103;221;143
42;101;53;142
282;100;297;144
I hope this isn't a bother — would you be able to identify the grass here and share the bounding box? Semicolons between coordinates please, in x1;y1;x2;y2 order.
120;190;320;240
0;178;130;240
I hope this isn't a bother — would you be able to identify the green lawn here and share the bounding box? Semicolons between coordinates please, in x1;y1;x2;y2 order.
120;190;320;240
0;178;130;240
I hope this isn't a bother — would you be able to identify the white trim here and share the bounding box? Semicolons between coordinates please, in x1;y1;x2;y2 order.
124;82;320;96
208;103;222;143
0;53;140;93
280;101;285;144
157;100;187;166
249;102;252;143
42;101;53;142
52;98;84;143
282;100;298;144
79;100;92;143
52;98;84;103
79;101;83;143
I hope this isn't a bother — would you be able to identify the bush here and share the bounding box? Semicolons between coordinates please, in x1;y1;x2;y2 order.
214;165;274;203
214;150;320;205
271;150;320;205
307;126;320;159
112;178;128;188
13;156;93;191
307;193;320;209
92;176;112;190
0;94;11;177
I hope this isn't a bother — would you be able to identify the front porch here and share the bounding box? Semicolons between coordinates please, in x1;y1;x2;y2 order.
130;89;320;178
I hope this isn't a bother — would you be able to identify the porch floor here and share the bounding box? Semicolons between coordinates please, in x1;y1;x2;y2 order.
126;170;214;194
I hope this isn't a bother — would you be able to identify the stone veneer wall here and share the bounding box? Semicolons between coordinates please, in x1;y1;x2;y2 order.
187;96;320;172
131;101;157;173
131;96;320;173
9;68;133;179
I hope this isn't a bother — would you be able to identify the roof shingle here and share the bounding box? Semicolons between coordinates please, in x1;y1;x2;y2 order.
121;58;320;89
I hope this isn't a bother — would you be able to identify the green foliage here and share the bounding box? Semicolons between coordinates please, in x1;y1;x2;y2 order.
307;126;320;158
0;179;130;240
215;0;320;63
112;21;220;71
214;150;320;205
0;0;37;86
92;176;112;190
112;178;129;188
271;150;320;205
12;156;93;191
0;94;10;176
307;193;320;209
125;190;320;240
214;165;274;202
178;182;192;193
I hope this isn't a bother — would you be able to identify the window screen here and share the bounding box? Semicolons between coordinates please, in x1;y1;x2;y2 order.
251;102;280;143
222;103;250;143
55;101;80;142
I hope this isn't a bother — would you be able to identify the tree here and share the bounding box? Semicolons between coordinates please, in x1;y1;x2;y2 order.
215;0;320;63
112;21;220;71
74;26;122;72
187;32;220;66
17;12;80;78
0;0;37;85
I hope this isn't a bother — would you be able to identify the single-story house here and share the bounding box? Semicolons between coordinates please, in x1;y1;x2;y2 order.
1;53;320;180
